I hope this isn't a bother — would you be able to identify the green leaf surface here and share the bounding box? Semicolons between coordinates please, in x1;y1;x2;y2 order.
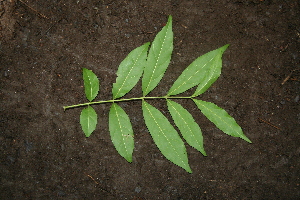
109;103;134;162
142;15;173;96
80;106;97;137
83;68;99;101
168;44;229;96
193;99;251;143
167;100;206;156
192;44;229;96
113;43;150;99
142;100;192;173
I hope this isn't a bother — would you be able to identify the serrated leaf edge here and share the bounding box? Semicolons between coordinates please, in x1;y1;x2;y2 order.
83;68;99;102
113;43;149;99
109;103;134;162
143;16;173;96
142;100;191;172
193;99;251;143
193;44;229;96
80;106;97;137
168;56;215;96
167;99;206;156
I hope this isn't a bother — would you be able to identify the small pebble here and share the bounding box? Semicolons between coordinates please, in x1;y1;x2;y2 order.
7;156;15;164
4;70;9;77
24;140;33;152
135;186;142;193
294;95;299;102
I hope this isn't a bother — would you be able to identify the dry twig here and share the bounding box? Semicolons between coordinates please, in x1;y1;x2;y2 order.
18;0;48;19
258;118;281;130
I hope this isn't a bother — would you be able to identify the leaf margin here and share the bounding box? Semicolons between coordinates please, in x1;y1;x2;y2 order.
82;68;100;102
167;99;206;156
142;15;173;96
80;105;97;137
142;100;192;173
193;99;252;143
112;42;150;99
192;44;229;97
167;44;229;96
109;103;134;162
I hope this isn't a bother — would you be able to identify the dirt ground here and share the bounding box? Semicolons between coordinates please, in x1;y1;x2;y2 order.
1;0;299;199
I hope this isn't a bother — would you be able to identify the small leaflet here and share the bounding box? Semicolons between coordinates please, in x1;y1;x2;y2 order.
168;44;229;96
142;15;173;96
142;100;192;173
113;43;150;99
82;68;99;102
80;106;97;137
167;100;206;156
109;103;134;162
193;99;252;143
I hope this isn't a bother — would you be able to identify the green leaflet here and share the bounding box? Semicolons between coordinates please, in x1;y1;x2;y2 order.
167;100;206;156
193;45;229;96
112;43;150;99
142;15;173;96
193;99;252;143
82;68;99;102
80;106;97;137
168;44;229;96
109;103;134;162
142;100;192;173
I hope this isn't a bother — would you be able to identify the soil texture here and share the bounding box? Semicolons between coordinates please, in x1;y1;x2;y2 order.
1;0;299;199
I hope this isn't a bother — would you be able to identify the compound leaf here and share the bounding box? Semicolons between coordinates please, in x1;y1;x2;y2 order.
167;100;206;156
80;106;97;137
142;100;192;173
168;44;229;96
83;68;99;101
142;15;173;96
109;103;134;162
113;42;150;99
193;99;251;143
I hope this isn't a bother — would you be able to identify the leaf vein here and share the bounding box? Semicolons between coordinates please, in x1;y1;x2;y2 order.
113;104;130;154
144;102;187;167
114;50;145;98
200;101;239;136
169;101;201;148
170;56;215;95
145;29;169;95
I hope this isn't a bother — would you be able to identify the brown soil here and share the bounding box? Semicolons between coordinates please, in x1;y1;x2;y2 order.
1;0;299;199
